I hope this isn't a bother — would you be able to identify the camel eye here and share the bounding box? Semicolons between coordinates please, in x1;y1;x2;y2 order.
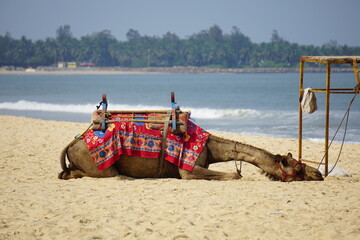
281;158;288;167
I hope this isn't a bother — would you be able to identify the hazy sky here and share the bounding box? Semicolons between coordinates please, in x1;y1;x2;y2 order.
1;0;359;46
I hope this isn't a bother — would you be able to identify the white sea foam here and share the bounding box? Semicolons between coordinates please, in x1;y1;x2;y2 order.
0;100;264;120
1;100;359;143
183;107;262;119
0;100;96;113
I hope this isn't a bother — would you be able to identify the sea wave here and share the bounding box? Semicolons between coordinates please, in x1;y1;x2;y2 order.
184;107;263;119
0;100;97;114
1;100;359;143
0;100;270;120
1;100;358;123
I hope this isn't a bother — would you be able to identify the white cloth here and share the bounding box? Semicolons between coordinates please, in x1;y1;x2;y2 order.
318;165;352;177
301;88;318;114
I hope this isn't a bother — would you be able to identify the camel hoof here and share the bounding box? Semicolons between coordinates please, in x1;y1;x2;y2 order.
232;172;242;180
58;170;70;180
59;169;85;180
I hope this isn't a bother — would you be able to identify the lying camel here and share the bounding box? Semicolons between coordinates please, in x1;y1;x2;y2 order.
59;134;323;182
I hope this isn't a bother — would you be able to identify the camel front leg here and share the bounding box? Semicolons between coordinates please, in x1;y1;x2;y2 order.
179;166;241;180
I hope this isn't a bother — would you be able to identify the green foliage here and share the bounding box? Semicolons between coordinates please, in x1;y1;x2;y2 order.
1;25;359;68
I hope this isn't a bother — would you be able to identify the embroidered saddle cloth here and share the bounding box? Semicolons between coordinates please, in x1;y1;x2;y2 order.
82;114;209;172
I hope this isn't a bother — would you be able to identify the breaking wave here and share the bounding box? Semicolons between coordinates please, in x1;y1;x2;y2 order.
1;100;359;143
0;100;271;120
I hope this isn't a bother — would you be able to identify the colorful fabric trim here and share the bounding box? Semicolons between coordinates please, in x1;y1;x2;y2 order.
82;114;209;172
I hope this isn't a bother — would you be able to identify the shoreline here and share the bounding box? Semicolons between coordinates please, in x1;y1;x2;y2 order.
1;106;360;143
2;111;359;144
0;66;355;75
1;115;359;239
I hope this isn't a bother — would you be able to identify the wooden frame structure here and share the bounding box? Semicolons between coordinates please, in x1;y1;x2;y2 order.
298;56;360;176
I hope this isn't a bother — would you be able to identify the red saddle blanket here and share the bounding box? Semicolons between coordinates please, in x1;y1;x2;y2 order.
82;116;209;171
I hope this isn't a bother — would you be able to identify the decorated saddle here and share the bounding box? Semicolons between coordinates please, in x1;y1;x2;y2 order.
82;113;210;171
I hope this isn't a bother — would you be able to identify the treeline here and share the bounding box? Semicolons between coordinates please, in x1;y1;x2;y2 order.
1;25;359;68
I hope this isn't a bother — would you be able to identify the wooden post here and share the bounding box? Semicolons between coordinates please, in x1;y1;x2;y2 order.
324;63;331;177
298;60;304;161
353;60;360;84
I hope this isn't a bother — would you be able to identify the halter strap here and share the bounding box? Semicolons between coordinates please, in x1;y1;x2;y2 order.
276;160;306;182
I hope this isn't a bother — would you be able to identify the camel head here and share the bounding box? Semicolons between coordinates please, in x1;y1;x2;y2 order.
273;153;323;182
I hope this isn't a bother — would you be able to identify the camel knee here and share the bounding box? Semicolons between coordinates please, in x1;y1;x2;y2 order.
225;172;242;180
178;169;195;180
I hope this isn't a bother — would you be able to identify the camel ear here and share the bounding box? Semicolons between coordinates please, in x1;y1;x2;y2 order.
287;152;293;158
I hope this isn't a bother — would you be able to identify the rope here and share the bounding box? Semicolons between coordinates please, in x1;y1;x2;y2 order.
234;159;243;178
75;123;94;140
96;100;103;110
233;143;243;177
317;92;358;174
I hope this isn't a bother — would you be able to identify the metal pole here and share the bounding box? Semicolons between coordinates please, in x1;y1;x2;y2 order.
324;63;331;177
298;60;304;161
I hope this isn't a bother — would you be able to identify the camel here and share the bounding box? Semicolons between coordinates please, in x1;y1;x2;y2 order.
59;133;323;182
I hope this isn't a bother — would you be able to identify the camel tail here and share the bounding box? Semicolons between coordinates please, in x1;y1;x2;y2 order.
60;138;79;172
60;143;70;172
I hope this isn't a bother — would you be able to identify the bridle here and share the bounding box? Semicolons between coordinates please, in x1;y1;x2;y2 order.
276;160;306;182
232;143;307;181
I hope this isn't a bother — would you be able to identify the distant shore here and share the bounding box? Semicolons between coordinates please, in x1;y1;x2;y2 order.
0;66;355;75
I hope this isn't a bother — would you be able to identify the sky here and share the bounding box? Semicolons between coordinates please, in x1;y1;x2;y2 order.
0;0;359;46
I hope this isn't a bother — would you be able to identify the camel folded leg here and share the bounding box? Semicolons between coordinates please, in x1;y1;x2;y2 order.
59;140;119;180
179;166;241;180
58;166;119;180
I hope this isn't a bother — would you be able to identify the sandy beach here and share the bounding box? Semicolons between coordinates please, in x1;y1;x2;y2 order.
1;115;359;240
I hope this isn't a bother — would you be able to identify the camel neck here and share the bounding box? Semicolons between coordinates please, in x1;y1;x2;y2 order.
207;134;275;168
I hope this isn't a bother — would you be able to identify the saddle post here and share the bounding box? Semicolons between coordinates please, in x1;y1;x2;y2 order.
101;94;108;132
171;92;178;132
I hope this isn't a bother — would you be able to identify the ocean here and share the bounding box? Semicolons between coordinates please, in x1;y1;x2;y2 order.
0;72;359;143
